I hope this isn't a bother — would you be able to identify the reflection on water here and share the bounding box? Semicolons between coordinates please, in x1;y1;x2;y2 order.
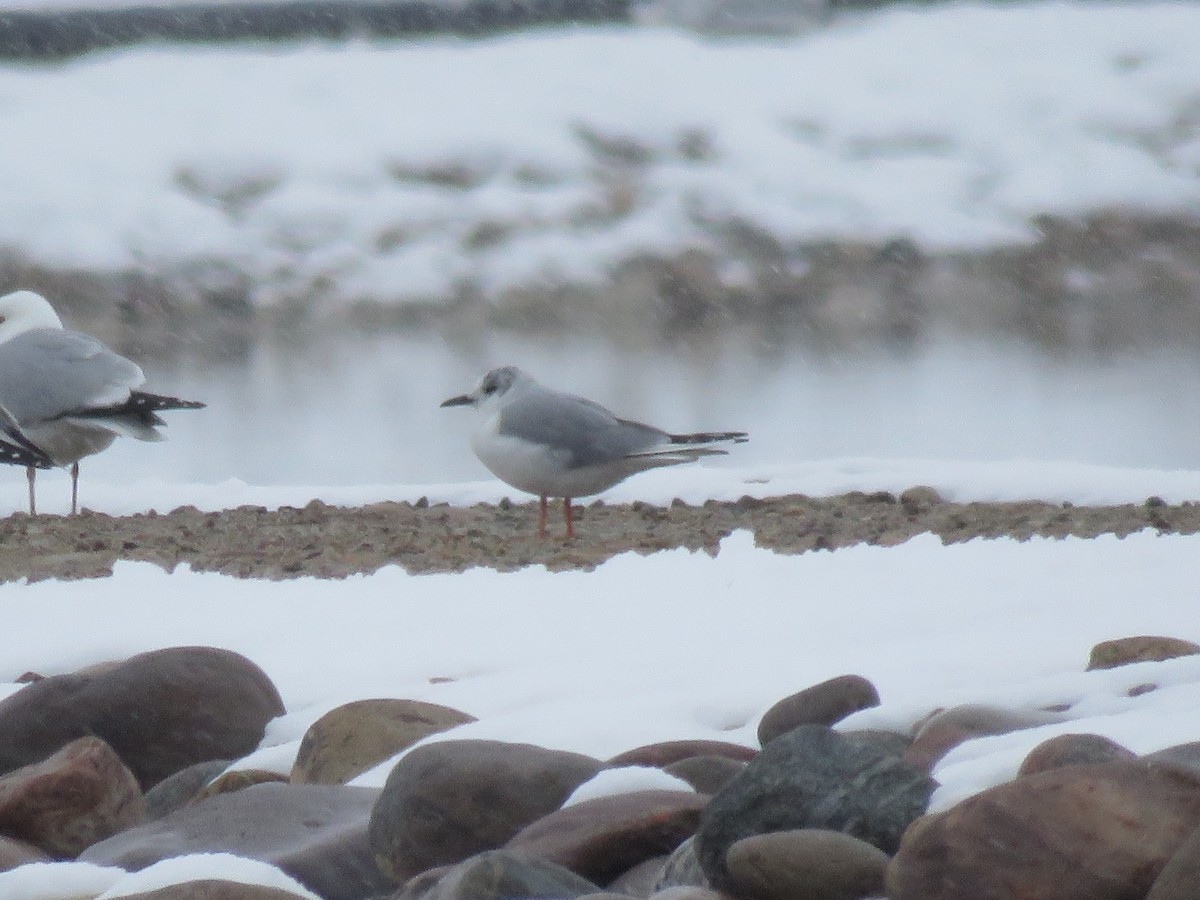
75;329;1200;488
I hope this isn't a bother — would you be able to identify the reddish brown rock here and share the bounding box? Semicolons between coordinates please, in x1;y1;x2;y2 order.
756;675;881;745
607;742;756;768
1087;636;1200;671
904;704;1065;770
725;829;889;900
195;768;289;800
291;699;476;785
0;735;145;857
887;760;1200;900
663;757;745;796
506;790;708;884
0;646;285;789
1017;733;1136;776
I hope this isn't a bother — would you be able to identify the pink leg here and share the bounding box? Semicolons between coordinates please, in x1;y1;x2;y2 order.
26;465;36;516
564;497;574;538
70;462;79;515
537;495;548;538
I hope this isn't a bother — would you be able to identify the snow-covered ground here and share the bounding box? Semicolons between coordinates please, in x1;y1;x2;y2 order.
1;461;1199;895
2;2;1199;308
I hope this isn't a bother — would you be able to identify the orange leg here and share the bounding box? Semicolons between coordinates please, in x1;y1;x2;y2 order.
564;497;574;538
538;495;548;538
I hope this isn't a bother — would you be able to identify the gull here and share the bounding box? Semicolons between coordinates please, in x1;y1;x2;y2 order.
0;290;206;515
441;365;748;538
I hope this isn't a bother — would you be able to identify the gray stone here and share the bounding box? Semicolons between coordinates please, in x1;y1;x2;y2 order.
0;646;284;789
81;782;390;900
368;739;603;884
606;856;667;898
0;834;47;872
725;829;889;900
144;759;232;820
756;675;881;745
695;725;933;889
654;836;708;891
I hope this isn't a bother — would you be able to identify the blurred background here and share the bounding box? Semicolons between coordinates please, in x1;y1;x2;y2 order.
1;0;1198;485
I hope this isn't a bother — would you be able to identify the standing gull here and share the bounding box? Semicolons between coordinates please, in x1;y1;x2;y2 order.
441;365;747;538
0;290;206;515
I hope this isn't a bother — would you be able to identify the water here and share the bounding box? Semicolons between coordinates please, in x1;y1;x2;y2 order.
67;329;1200;489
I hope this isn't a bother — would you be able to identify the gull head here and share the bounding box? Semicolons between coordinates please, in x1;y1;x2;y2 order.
0;291;65;343
440;365;528;412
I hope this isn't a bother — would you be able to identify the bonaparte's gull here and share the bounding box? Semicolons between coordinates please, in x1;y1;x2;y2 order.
441;365;747;537
0;290;206;515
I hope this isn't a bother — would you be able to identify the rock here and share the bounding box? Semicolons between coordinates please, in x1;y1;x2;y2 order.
841;729;911;760
654;836;708;891
112;883;314;899
0;835;48;871
291;699;476;785
578;894;638;900
695;725;933;889
411;849;601;900
648;890;733;900
0;735;145;857
725;829;889;900
368;739;603;884
1087;636;1200;670
1147;823;1200;900
899;486;942;514
607;742;756;768
144;760;231;820
1017;733;1135;776
756;675;881;744
505;790;708;884
1145;741;1200;776
887;760;1200;900
195;769;289;800
0;646;284;789
606;856;667;897
904;704;1065;770
81;782;390;900
663;757;745;795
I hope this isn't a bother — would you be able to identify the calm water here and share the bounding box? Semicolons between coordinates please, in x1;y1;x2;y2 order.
71;330;1200;488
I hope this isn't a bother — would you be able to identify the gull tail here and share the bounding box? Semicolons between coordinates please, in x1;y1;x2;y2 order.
668;430;749;446
64;391;206;443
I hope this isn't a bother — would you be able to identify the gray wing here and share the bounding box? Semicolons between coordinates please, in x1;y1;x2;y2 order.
499;385;669;469
0;328;144;426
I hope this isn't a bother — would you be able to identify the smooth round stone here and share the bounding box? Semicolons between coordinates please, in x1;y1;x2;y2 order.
1087;636;1200;670
1017;733;1135;776
757;675;881;745
291;699;475;785
725;829;888;900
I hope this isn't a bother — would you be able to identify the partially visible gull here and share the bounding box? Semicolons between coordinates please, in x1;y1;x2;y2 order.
0;290;206;515
441;365;748;538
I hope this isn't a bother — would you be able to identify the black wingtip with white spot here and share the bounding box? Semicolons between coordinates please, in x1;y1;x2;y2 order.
668;430;750;446
0;440;54;469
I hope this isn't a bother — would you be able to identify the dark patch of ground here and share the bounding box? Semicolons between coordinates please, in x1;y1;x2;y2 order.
1;489;1196;583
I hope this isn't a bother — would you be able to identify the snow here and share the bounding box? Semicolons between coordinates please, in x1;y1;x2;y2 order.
1;461;1199;895
1;2;1199;306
